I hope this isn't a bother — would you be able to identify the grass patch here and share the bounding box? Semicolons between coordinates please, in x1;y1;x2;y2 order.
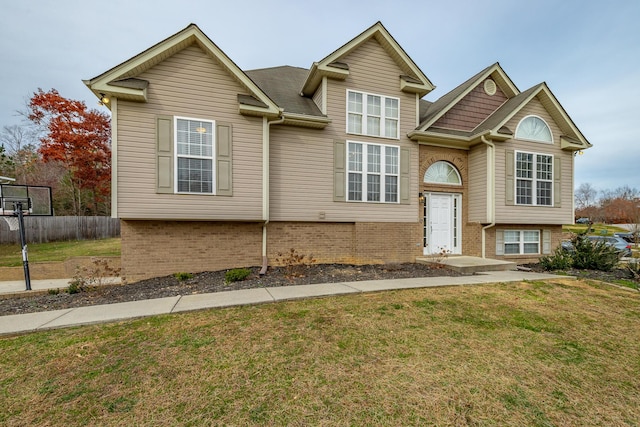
1;279;639;425
563;223;628;236
0;238;120;267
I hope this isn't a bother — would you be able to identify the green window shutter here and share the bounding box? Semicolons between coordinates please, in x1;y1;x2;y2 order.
216;123;233;196
495;230;505;256
156;115;173;194
505;150;514;205
334;140;346;202
553;157;561;207
542;229;551;254
400;147;411;204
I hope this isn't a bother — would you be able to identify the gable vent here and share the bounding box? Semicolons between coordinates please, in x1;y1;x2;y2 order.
484;79;497;96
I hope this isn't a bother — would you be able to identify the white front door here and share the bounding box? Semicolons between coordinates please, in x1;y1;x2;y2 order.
424;193;461;255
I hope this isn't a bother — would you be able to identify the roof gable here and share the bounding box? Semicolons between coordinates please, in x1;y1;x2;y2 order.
84;24;280;117
480;83;591;149
411;66;590;150
301;22;434;97
418;63;518;131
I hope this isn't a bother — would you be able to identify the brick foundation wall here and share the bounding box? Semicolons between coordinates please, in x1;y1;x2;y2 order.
462;222;483;257
121;220;422;281
267;222;422;265
121;221;263;282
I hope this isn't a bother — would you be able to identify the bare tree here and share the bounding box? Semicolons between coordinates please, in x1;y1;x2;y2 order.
575;182;598;211
0;124;38;182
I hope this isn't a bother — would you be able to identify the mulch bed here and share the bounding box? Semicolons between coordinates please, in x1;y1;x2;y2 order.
2;262;637;317
0;263;465;316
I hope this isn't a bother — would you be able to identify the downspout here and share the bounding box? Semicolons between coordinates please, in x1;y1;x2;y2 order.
260;113;285;276
480;135;495;258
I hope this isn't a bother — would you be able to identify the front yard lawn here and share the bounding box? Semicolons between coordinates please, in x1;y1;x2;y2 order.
1;278;639;426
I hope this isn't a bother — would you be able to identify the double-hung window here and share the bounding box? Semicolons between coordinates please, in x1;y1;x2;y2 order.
348;142;399;203
515;151;553;206
347;90;399;139
504;230;540;255
175;117;214;194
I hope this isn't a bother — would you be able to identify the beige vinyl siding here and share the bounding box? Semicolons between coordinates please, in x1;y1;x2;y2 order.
116;44;263;220
270;37;418;223
433;83;508;131
468;144;488;223
312;85;323;113
494;97;574;224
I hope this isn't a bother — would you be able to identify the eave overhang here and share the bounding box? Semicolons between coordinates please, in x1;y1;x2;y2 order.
282;112;331;129
301;62;350;96
560;135;588;151
407;129;511;150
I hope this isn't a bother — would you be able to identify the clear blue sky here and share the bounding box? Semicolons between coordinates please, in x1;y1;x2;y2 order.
1;0;638;192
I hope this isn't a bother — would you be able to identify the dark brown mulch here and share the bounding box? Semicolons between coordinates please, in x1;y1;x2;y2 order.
0;263;466;317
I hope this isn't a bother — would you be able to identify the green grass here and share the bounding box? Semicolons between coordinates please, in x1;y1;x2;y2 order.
563;223;628;236
0;238;120;267
1;278;639;426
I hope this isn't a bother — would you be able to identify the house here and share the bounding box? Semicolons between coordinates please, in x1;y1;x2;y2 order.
84;22;590;281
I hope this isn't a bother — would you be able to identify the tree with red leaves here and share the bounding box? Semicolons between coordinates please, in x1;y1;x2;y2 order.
28;88;111;215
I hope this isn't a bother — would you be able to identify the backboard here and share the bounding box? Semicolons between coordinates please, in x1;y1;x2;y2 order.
0;184;53;216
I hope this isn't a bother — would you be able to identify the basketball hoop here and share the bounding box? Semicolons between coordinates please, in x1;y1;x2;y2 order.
3;216;19;231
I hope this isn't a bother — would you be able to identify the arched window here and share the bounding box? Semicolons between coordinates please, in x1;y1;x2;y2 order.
423;161;461;185
515;115;553;143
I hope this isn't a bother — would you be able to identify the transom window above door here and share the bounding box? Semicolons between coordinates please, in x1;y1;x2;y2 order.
423;161;461;185
347;90;399;139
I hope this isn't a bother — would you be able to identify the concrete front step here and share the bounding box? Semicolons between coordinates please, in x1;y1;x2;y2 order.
416;255;517;274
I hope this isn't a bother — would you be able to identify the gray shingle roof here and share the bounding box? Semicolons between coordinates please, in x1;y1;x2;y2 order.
245;66;325;117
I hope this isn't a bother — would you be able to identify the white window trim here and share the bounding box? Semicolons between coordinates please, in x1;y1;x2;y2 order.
515;115;554;144
174;116;216;195
504;230;541;255
346;89;400;139
346;140;400;204
423;161;462;186
514;150;554;207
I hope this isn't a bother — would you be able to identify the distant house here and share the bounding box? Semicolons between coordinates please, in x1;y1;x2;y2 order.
84;22;590;281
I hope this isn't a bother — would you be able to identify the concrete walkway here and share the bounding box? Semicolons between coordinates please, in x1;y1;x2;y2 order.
0;270;569;336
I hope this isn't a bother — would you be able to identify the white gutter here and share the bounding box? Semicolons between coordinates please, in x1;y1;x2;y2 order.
110;98;118;218
260;114;285;275
480;135;496;258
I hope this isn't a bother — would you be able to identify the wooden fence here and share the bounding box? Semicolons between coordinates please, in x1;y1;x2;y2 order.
0;216;120;244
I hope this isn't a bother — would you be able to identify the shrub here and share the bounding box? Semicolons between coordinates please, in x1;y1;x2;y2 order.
626;259;640;281
571;233;620;272
173;272;193;281
274;248;316;278
67;258;122;293
539;247;573;271
225;268;251;284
